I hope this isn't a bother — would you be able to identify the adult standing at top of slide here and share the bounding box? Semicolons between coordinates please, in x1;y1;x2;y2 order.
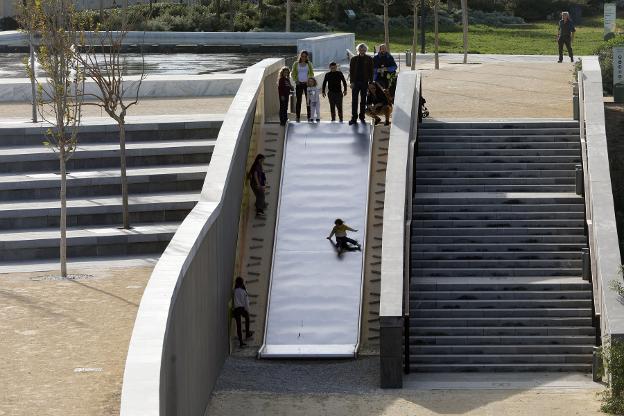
557;11;576;63
349;43;374;125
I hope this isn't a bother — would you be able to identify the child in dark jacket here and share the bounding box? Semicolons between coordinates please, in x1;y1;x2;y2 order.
278;66;294;126
322;62;347;122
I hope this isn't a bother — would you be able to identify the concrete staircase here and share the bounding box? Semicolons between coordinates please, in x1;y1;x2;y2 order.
409;120;595;372
0;119;221;264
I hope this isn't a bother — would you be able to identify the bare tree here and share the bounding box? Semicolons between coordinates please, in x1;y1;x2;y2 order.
380;0;396;51
20;0;84;277
285;0;291;32
411;0;419;70
461;0;468;64
434;0;440;69
77;19;146;230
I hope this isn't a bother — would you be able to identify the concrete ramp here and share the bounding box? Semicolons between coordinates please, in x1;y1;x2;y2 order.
258;121;372;358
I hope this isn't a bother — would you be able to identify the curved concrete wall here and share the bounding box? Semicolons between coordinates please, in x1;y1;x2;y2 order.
579;57;624;340
378;70;420;388
119;57;283;416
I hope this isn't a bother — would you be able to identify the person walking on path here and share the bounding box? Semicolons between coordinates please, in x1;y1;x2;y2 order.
327;218;361;254
373;44;397;94
349;43;374;125
366;81;393;126
322;62;348;122
248;154;267;218
278;66;294;126
557;11;576;63
232;277;254;348
306;77;321;122
291;50;315;122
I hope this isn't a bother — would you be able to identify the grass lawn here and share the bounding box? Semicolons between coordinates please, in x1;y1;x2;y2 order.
356;15;624;55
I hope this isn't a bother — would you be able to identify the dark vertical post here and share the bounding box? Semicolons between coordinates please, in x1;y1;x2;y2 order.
575;164;584;196
420;0;426;54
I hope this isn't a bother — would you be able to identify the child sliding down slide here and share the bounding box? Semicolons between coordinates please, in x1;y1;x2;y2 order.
327;218;361;254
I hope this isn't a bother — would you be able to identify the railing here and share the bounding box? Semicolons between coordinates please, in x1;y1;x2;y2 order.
119;58;283;416
379;70;421;388
577;56;624;345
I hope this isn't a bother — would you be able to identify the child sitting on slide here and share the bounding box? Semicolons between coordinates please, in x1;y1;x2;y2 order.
327;218;361;253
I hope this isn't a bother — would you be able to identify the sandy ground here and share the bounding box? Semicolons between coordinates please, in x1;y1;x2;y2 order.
207;390;603;416
0;96;234;119
0;265;153;416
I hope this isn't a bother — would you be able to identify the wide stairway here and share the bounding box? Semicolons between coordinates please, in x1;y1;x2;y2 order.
0;118;220;264
409;120;595;372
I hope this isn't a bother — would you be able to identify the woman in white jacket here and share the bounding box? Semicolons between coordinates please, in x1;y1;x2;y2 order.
233;277;254;347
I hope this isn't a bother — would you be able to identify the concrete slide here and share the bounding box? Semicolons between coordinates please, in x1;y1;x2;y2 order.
258;121;373;358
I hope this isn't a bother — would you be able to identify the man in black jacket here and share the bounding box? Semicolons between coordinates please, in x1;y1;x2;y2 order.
322;62;348;122
349;43;374;125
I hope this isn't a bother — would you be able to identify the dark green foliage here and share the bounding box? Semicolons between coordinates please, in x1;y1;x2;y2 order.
0;16;19;30
601;340;624;415
593;36;624;95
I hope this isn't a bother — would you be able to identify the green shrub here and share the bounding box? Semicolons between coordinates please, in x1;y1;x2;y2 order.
593;36;624;96
601;339;624;414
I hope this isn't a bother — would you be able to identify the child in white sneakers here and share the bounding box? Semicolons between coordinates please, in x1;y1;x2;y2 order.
306;78;321;122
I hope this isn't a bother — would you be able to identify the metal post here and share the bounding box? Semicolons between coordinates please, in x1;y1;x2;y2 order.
573;81;579;120
406;50;412;67
582;248;591;281
420;0;426;54
593;346;603;382
575;164;584;196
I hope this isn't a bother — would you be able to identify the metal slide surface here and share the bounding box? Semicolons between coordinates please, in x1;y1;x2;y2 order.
258;121;372;358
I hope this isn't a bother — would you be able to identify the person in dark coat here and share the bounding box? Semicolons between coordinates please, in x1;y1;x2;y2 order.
232;277;254;348
248;154;267;217
366;81;392;126
557;11;576;63
322;62;348;122
373;44;397;91
349;43;374;125
278;66;294;126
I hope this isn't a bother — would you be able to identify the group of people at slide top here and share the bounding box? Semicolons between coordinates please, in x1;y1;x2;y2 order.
277;43;397;126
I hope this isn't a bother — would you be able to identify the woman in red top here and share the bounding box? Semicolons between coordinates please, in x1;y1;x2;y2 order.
278;66;294;126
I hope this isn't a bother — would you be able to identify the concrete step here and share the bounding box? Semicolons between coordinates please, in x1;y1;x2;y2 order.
411;335;596;345
0;120;222;146
411;219;584;229
417;155;581;164
415;184;576;193
412;259;582;269
411;267;582;277
413;235;587;245
409;354;591;365
416;162;578;171
420;121;579;129
410;317;592;327
410;345;595;355
0;192;198;229
409;326;596;336
415;177;575;186
418;149;580;157
0;164;208;200
411;243;585;253
410;290;591;300
411;251;582;261
411;278;591;292
0;140;215;173
413;211;583;221
412;227;585;236
408;363;591;372
415;170;576;178
418;128;579;136
0;222;178;261
410;308;591;318
418;141;581;150
413;192;583;205
413;203;584;213
418;135;581;143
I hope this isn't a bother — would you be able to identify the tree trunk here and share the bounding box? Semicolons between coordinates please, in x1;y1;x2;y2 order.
229;0;234;30
383;1;390;51
461;0;468;64
99;0;104;20
29;36;37;123
285;0;291;32
434;0;440;70
60;147;67;277
119;122;130;229
216;0;220;21
411;2;418;70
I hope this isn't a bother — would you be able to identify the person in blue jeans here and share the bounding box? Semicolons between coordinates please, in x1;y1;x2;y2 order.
349;43;374;125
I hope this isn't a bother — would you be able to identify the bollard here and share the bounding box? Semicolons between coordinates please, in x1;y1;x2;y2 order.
593;346;603;382
289;92;295;114
572;82;580;120
582;248;591;281
406;50;412;67
575;164;584;196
